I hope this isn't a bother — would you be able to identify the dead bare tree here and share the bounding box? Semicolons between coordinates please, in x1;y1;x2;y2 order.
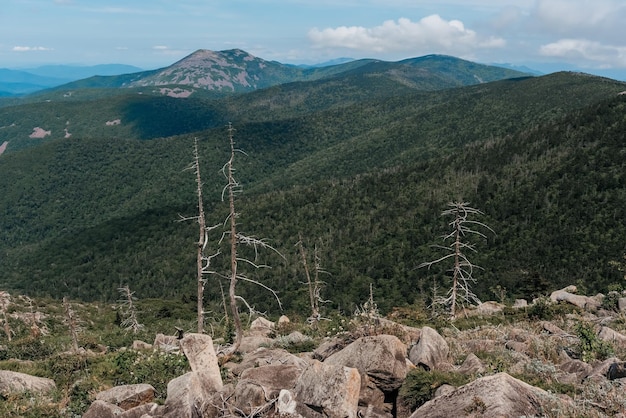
63;296;80;353
0;291;12;341
419;202;494;317
221;123;283;356
296;233;330;326
180;138;221;334
117;285;143;334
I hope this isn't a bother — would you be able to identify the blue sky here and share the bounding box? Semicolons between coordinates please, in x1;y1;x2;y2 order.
2;0;626;79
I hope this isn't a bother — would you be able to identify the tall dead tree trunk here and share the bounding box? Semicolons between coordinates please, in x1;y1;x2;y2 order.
225;123;243;353
193;138;207;334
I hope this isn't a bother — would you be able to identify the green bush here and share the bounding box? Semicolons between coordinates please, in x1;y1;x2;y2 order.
399;369;471;410
575;321;614;362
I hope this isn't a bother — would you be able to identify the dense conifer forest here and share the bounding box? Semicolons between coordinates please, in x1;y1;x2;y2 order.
1;56;625;317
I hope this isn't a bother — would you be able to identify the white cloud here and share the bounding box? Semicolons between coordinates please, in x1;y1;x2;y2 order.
12;46;53;52
153;45;169;50
308;15;505;56
540;39;626;68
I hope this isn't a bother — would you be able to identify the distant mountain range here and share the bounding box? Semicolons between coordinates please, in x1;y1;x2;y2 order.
1;49;531;98
0;64;143;96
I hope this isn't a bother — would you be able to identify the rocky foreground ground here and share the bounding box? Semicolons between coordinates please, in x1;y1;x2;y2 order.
3;285;626;417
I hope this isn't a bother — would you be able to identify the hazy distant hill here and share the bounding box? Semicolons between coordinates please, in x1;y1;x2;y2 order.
0;64;144;96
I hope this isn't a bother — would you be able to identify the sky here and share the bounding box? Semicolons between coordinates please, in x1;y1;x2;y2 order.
1;0;626;80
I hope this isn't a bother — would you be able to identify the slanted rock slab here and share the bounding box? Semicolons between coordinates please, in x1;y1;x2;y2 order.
408;326;449;371
409;372;557;418
180;332;223;390
0;370;56;396
95;383;155;410
326;334;408;392
293;360;361;418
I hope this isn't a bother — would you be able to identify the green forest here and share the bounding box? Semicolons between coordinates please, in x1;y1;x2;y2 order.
0;64;625;318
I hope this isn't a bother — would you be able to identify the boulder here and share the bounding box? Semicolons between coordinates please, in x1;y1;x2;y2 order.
598;326;626;346
457;353;485;375
132;340;152;350
607;361;626;380
179;333;223;390
233;364;303;414
95;383;155;410
153;333;180;352
162;371;221;418
513;299;528;308
618;297;626;312
408;326;449;371
229;347;309;376
82;399;124;418
248;317;275;337
374;317;422;345
542;321;567;336
550;287;600;310
326;334;408;392
409;372;557;418
120;402;159;418
313;336;350;361
239;335;275;353
292;360;361;418
0;370;56;396
463;301;504;317
278;315;290;325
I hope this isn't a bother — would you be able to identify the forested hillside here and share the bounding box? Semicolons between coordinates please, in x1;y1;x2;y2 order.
0;66;625;316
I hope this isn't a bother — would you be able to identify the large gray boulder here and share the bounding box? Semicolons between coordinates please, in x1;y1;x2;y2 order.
286;360;361;418
550;286;600;310
179;333;223;391
82;400;124;418
95;383;155;410
233;364;303;414
408;326;449;371
326;334;408;392
409;372;556;417
162;371;222;418
229;347;309;376
0;370;56;396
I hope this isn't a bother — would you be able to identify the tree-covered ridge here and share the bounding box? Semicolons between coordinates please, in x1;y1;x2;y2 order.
0;74;625;315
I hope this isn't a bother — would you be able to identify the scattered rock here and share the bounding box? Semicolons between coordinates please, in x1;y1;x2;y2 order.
153;333;180;352
457;353;485;374
408;326;449;371
326;334;408;392
229;347;308;376
95;383;155;410
0;370;56;396
179;333;223;390
234;364;303;414
513;299;528;308
248;317;275;337
550;286;601;310
132;340;152;350
292;360;361;418
82;399;124;418
598;326;626;346
409;372;558;418
607;361;626;380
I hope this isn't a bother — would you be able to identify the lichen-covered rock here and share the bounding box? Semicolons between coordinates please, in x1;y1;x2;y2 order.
95;383;155;410
326;334;408;392
0;370;56;396
408;326;449;371
409;373;557;418
234;364;303;414
293;360;361;418
180;333;222;390
82;399;124;418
